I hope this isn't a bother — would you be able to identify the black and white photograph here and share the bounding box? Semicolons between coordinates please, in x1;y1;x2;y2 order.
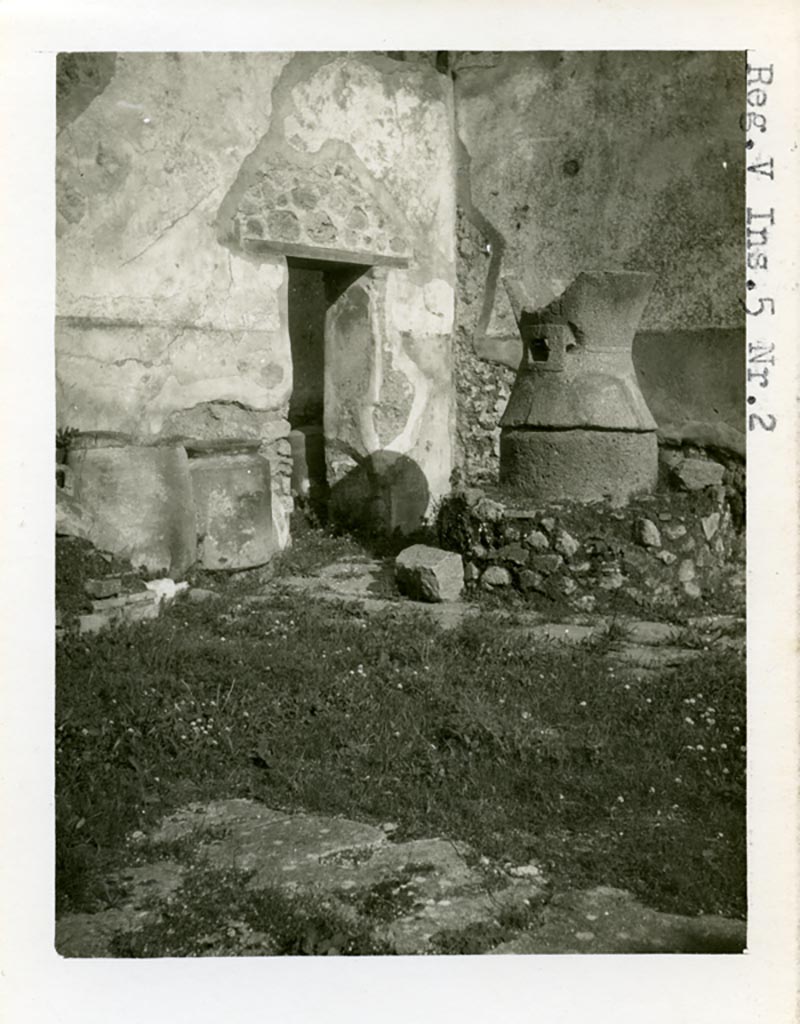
1;5;798;1023
53;48;748;957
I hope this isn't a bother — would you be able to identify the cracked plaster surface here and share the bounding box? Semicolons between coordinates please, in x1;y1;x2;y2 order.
57;52;457;522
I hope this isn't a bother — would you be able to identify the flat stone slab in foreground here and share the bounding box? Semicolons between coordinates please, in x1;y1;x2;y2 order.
490;885;746;954
56;799;544;956
56;799;745;957
395;545;464;603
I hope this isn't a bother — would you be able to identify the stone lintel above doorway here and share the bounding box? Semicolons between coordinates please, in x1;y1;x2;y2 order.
241;238;409;269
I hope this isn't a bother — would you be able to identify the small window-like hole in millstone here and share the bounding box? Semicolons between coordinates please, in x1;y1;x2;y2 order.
530;337;550;362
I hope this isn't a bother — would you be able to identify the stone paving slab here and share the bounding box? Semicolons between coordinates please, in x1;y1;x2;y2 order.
489;885;746;955
523;623;603;644
110;860;186;907
55;800;544;956
608;644;701;669
380;879;547;955
686;614;745;633
257;563;744;664
268;577;483;630
56;905;156;957
199;812;389;884
147;798;292;844
715;635;746;654
56;800;746;958
620;620;680;645
317;837;478;898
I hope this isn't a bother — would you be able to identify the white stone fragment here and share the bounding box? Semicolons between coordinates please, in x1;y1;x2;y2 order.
145;578;190;604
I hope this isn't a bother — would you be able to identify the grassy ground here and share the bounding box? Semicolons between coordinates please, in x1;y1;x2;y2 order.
56;532;746;923
111;867;393;957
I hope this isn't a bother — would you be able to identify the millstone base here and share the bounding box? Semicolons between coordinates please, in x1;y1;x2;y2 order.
500;428;658;504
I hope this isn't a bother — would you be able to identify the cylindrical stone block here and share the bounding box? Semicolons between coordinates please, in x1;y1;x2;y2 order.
500;428;658;504
67;433;196;576
187;440;274;570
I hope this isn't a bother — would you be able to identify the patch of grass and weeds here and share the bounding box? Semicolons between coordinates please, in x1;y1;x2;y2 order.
270;514;370;577
343;865;431;923
57;517;746;924
430;899;547;955
110;866;392;957
56;536;139;625
267;510;434;582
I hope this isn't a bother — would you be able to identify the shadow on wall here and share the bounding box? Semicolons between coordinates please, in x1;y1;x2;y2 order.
476;327;746;459
633;328;745;456
328;450;430;538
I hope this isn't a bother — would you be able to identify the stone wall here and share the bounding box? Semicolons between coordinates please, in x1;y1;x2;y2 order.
56;52;456;558
56;50;744;560
452;51;745;481
436;449;745;616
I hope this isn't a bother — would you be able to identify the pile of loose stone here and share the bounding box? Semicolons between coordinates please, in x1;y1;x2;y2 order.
432;448;744;612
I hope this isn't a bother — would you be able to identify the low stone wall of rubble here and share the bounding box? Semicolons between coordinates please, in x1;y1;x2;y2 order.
436;447;745;614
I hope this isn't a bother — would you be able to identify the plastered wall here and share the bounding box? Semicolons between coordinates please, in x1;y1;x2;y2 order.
453;51;745;479
56;52;457;546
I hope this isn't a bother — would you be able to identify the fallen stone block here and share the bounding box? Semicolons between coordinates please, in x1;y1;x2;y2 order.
395;545;463;603
188;587;219;603
84;577;122;600
79;612;115;635
673;457;725;491
122;602;160;625
92;591;158;612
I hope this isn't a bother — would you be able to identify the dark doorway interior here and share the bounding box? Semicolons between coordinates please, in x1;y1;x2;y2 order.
287;264;328;515
286;259;365;519
288;266;327;431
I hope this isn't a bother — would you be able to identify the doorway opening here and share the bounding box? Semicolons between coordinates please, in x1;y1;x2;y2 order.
286;257;365;521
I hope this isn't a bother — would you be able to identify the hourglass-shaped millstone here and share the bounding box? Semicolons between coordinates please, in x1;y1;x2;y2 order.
499;271;659;505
